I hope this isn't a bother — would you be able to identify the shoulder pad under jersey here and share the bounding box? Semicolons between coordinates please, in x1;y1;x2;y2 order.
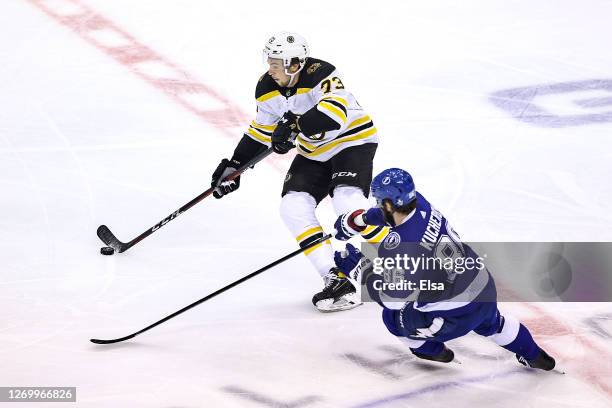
298;58;336;88
255;73;280;100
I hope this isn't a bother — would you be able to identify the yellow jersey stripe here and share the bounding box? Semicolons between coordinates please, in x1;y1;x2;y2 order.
362;225;384;240
297;116;372;151
249;126;272;138
367;227;389;243
296;142;316;155
296;226;323;243
251;121;276;131
301;127;377;158
296;136;317;151
347;115;371;129
322;95;348;108
297;88;311;95
362;225;377;235
256;90;281;102
319;100;347;123
296;143;315;154
247;128;271;143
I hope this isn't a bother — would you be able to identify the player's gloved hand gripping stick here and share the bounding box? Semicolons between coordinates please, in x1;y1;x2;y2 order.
271;111;300;154
96;147;274;253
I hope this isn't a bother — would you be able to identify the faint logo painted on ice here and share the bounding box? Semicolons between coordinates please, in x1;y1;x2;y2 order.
222;386;322;407
490;79;612;127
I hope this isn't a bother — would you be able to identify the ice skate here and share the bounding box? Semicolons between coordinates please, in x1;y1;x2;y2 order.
516;348;556;371
312;267;362;312
412;345;455;363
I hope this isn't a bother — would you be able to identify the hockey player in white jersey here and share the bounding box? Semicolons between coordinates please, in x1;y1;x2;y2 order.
210;32;388;312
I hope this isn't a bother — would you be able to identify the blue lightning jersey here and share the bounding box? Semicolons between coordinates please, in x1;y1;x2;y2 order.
364;192;496;315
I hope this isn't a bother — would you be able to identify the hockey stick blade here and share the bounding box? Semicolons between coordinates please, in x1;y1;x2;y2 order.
90;334;135;344
552;366;566;375
94;148;274;253
90;233;332;344
97;225;129;253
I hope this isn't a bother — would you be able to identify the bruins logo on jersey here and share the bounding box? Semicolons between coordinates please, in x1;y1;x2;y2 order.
307;63;321;74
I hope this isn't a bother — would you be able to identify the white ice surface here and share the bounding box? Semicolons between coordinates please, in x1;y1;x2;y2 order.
1;0;611;407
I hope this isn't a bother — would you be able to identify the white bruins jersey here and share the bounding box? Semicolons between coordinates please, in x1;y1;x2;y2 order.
245;58;378;162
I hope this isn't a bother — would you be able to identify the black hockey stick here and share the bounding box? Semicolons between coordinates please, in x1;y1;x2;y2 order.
97;148;274;253
90;233;332;344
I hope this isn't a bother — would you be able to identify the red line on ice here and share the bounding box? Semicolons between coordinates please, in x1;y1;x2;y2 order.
27;0;611;400
500;287;612;398
521;302;612;397
26;0;286;170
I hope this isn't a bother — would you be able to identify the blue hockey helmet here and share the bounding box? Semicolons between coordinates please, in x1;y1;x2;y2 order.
370;168;416;208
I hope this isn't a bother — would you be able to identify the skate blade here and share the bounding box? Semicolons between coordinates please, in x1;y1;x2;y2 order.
315;299;363;313
518;360;565;374
552;366;566;375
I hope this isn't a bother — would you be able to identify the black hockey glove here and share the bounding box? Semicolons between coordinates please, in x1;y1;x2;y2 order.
211;158;241;199
271;111;299;154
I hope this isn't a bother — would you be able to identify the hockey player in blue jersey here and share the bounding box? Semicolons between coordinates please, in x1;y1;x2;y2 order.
328;167;556;370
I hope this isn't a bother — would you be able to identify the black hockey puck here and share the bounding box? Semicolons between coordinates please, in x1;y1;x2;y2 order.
100;246;115;255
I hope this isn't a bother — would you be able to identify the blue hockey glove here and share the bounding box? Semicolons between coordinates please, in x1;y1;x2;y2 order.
334;209;366;241
363;207;386;226
334;243;363;275
335;243;373;286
